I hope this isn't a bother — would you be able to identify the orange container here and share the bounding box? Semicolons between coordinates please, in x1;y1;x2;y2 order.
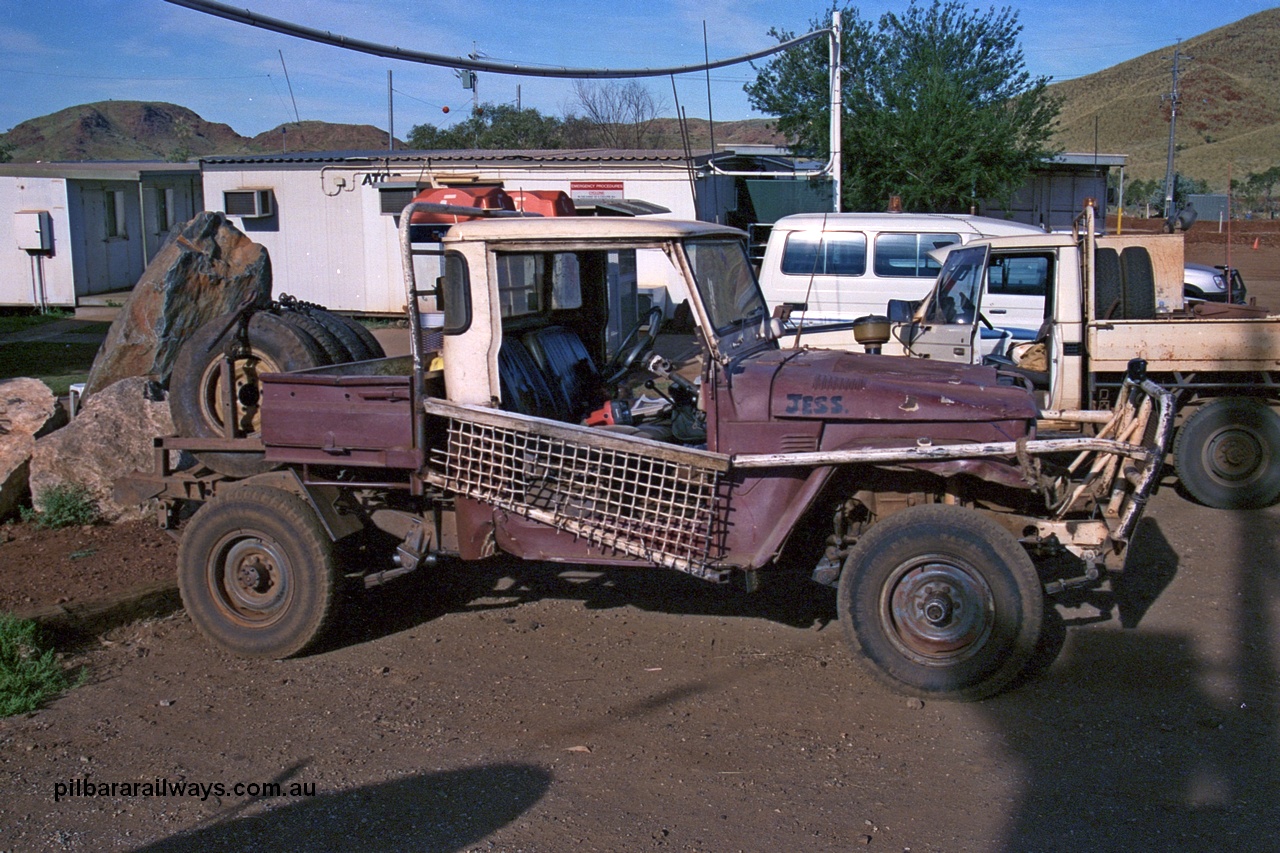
508;190;576;218
409;186;516;223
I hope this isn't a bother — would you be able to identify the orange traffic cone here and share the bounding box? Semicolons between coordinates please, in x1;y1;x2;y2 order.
1253;237;1261;250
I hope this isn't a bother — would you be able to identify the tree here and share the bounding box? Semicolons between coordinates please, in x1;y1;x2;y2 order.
407;104;565;150
0;140;12;164
565;80;667;148
746;1;1061;212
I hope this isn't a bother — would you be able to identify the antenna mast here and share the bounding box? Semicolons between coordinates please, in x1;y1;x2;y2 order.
1161;43;1186;221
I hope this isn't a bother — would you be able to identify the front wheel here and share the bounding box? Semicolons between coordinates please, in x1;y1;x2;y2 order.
1173;397;1280;510
178;485;340;658
837;505;1044;701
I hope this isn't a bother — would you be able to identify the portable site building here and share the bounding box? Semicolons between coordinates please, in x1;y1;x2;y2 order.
0;162;202;308
198;149;832;315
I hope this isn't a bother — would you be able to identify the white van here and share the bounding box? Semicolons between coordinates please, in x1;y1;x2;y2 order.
758;213;1045;330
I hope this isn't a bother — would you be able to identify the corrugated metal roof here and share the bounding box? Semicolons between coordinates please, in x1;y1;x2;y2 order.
200;148;721;167
0;161;201;180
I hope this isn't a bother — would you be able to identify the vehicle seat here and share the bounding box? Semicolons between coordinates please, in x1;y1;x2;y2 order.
523;325;607;423
498;337;569;421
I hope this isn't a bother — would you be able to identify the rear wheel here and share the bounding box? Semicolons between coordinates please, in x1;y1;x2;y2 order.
178;485;339;658
1174;397;1280;509
837;504;1044;701
169;311;327;477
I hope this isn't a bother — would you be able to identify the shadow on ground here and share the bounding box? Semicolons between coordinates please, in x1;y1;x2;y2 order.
135;763;551;853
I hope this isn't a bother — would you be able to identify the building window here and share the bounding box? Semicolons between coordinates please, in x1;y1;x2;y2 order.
154;187;177;232
104;190;127;239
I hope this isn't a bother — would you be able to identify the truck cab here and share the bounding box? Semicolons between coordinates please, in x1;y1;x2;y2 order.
892;203;1280;509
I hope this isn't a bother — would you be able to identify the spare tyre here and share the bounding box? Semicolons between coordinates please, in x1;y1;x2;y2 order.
275;305;353;365
304;306;384;362
170;311;328;477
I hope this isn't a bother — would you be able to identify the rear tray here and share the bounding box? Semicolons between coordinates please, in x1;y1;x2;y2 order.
261;371;421;468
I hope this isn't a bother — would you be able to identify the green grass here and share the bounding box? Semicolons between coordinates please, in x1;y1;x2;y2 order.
0;613;84;717
0;308;74;335
0;340;100;395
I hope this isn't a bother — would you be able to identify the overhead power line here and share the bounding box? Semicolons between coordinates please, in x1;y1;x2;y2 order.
164;0;829;78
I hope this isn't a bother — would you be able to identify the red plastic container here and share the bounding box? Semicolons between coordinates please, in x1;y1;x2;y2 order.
409;186;516;223
508;190;576;218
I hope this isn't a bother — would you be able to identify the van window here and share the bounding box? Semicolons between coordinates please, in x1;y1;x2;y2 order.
780;231;867;276
874;232;960;277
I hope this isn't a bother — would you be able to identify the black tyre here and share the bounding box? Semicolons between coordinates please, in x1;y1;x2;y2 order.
170;311;327;477
178;485;340;658
304;306;383;362
837;505;1044;701
276;306;352;364
1173;397;1280;509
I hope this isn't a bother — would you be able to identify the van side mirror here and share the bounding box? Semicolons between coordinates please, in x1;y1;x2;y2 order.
886;299;917;324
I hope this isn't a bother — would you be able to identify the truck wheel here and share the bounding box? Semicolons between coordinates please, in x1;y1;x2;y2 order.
276;306;352;364
837;505;1044;701
1173;397;1280;509
178;485;340;658
170;311;327;478
305;307;384;362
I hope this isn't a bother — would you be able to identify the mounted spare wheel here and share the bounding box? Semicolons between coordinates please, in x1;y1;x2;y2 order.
170;310;328;478
301;305;385;362
275;304;354;364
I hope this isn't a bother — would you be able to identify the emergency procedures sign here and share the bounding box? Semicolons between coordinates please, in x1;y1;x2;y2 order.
570;181;624;201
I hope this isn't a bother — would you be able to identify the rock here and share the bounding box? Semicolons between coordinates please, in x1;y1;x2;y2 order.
82;211;274;399
29;377;177;522
0;378;61;521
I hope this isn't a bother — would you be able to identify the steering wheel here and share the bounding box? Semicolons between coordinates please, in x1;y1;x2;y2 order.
605;306;664;384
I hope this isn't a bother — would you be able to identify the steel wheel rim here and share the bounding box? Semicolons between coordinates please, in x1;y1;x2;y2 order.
880;554;995;665
208;533;293;626
1203;425;1268;486
198;350;282;437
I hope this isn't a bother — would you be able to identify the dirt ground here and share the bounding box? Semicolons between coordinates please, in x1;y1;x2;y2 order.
1;487;1279;852
0;220;1277;851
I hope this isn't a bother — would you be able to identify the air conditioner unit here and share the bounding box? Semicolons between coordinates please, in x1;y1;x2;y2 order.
223;188;275;219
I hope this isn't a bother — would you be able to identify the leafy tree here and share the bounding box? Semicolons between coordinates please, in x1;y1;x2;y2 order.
1232;166;1280;217
1124;177;1163;216
0;140;12;163
746;1;1061;212
407;104;565;150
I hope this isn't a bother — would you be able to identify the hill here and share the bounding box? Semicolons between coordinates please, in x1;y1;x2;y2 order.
1048;8;1280;190
0;101;403;162
0;100;782;163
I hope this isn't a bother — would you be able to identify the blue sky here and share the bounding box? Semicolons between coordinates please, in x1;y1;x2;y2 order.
1;0;1276;137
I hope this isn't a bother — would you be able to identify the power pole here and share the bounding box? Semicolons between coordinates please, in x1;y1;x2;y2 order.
1161;43;1188;221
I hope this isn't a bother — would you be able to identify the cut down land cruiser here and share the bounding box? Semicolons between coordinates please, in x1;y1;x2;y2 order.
122;207;1173;701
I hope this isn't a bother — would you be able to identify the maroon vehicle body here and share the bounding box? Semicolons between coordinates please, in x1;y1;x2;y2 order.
131;212;1170;701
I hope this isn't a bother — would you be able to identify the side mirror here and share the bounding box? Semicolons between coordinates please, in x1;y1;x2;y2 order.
886;299;917;324
772;301;808;322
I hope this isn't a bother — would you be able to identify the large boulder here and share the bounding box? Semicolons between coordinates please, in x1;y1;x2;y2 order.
29;377;177;523
0;378;62;521
82;211;273;399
